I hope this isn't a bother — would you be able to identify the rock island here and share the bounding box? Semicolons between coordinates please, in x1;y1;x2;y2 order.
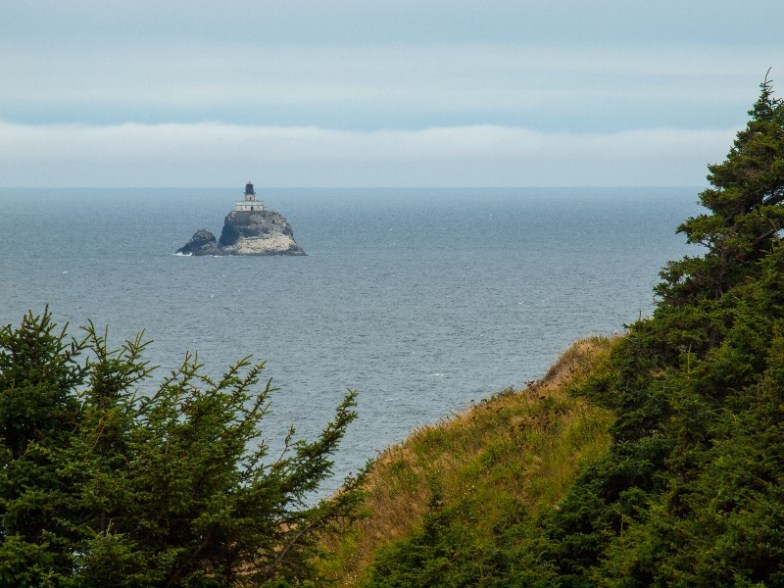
177;182;306;256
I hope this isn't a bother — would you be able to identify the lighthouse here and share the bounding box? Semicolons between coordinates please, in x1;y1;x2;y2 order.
234;181;265;212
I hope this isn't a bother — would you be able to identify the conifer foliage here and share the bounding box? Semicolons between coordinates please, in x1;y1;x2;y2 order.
658;72;784;306
0;310;364;588
365;77;784;586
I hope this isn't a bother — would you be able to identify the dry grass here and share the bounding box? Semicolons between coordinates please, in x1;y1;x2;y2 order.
318;336;618;587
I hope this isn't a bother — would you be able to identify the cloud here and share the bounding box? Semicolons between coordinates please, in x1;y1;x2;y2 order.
0;121;735;187
0;41;769;134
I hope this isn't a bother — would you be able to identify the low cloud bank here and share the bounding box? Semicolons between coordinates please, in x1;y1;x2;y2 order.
0;121;735;187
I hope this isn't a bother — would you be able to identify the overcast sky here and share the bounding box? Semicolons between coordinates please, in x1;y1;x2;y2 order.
1;1;782;187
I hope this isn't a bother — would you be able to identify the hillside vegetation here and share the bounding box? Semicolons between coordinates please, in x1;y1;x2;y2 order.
325;78;784;587
319;338;617;586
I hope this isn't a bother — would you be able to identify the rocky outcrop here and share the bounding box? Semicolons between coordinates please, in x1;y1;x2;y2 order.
177;209;306;256
176;228;220;256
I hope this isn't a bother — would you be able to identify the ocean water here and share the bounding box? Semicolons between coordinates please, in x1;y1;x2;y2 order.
0;187;702;490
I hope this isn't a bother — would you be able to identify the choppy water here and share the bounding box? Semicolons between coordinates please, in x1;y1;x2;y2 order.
0;187;701;490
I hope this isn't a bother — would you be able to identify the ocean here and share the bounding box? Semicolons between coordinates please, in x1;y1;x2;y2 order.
0;187;702;491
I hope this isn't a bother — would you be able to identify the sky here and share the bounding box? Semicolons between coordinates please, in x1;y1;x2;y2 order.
1;1;782;188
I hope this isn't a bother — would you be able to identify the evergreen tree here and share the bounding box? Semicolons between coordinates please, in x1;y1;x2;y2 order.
0;309;364;587
658;72;784;306
561;75;784;586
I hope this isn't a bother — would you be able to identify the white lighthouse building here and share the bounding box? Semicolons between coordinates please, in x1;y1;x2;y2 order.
234;181;265;212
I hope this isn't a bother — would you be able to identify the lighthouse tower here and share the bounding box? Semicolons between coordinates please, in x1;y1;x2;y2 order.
234;181;265;212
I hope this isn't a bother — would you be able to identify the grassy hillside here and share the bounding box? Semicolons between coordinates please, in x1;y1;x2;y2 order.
319;337;617;586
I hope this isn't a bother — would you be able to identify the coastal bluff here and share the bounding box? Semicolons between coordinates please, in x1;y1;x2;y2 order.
176;183;306;256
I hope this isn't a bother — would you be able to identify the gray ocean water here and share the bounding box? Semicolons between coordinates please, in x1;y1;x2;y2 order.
0;187;701;490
